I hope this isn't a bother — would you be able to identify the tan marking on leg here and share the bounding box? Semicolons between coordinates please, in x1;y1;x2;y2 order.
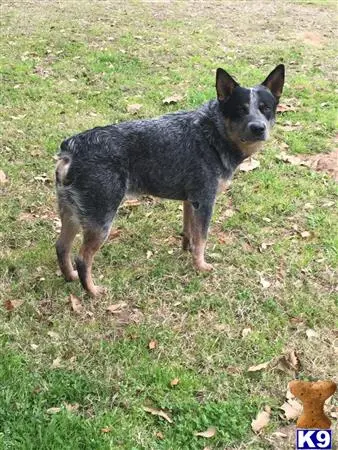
76;229;107;297
56;211;79;281
182;201;192;251
190;211;213;272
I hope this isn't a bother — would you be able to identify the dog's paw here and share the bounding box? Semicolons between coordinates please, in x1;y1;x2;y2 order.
195;261;214;272
65;270;79;282
88;285;107;298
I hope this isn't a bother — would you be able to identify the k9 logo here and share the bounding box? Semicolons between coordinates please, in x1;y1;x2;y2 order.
296;429;332;450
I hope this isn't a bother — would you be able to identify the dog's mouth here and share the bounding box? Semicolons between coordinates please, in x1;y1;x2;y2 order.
240;136;266;143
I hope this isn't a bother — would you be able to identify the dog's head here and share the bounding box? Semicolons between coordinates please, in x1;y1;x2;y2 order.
216;65;285;155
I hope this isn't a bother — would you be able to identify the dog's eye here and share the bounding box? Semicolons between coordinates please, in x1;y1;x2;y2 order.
237;106;249;115
260;104;271;113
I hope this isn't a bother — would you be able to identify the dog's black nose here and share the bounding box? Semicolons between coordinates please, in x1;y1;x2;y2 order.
249;122;266;136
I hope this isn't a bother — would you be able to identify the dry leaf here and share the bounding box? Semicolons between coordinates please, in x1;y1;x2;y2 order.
248;360;270;372
146;250;153;259
194;427;216;438
101;427;111;433
143;406;172;423
127;103;142;114
170;378;180;387
280;399;302;420
47;331;59;339
251;406;271;433
0;170;8;184
3;300;23;311
163;94;183;105
69;294;83;313
300;231;311;238
275;350;300;376
260;275;271;289
224;208;235;218
241;327;252;338
108;229;121;240
155;431;164;439
259;241;274;252
306;328;318;339
239;157;260;172
52;357;62;368
106;302;127;313
123;199;142;207
46;407;61;414
64;403;79;412
277;103;297;113
148;340;157;350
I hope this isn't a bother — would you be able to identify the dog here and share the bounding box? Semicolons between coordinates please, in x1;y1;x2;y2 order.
56;65;284;296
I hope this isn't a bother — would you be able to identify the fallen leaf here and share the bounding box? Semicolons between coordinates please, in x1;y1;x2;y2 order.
0;170;8;184
163;94;183;104
300;231;311;238
64;403;79;412
123;199;142;207
146;250;153;259
108;229;121;240
106;302;127;313
170;378;180;387
248;360;270;372
272;431;288;438
3;300;23;311
143;406;172;423
280;399;302;420
259;241;274;252
224;208;235;218
46;407;61;414
306;328;318;339
277;103;297;113
47;331;59;339
241;327;252;338
148;340;157;350
155;431;164;439
251;406;271;433
260;275;271;289
52;357;62;368
275;350;300;376
194;426;217;438
101;427;111;433
127;103;142;114
239;157;260;172
69;294;83;314
225;365;242;375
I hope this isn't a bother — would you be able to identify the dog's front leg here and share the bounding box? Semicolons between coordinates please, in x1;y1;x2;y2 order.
190;201;214;272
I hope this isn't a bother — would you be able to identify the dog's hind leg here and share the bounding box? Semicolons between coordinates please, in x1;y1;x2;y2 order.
75;225;111;297
56;208;80;281
182;201;193;251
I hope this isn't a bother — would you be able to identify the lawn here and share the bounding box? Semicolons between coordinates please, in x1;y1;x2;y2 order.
0;1;337;449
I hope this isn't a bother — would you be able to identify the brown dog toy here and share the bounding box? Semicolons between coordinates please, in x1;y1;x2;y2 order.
289;380;337;429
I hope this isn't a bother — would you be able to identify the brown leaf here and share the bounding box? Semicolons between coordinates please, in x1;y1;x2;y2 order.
251;406;271;433
275;350;300;376
277;103;297;113
163;94;183;105
0;170;8;184
280;399;302;420
155;431;164;439
127;103;142;114
106;302;127;314
259;241;274;252
194;426;217;438
101;427;111;433
69;294;83;314
143;406;172;423
148;340;157;350
248;360;270;372
46;407;61;414
239;157;260;172
123;199;142;207
170;378;180;387
224;208;235;218
108;229;121;241
300;230;311;238
3;300;23;311
146;250;153;260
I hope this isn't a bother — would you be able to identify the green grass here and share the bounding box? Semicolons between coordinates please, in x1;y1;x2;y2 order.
1;1;337;449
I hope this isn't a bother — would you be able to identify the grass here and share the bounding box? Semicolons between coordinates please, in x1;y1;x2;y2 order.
1;1;337;449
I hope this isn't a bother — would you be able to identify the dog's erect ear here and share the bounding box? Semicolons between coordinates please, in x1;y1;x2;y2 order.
262;64;285;100
216;68;239;101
